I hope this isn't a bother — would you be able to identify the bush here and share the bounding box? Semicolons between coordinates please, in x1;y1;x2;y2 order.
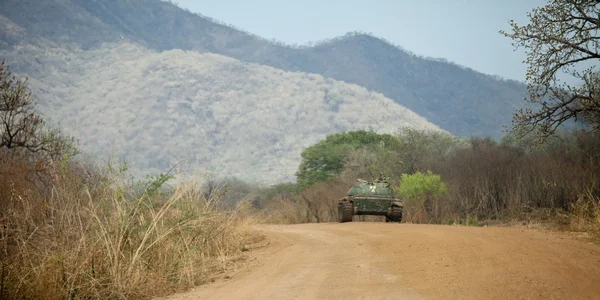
395;170;448;223
0;156;260;300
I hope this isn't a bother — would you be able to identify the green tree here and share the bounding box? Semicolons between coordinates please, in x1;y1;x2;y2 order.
337;128;465;187
500;0;600;142
295;130;399;188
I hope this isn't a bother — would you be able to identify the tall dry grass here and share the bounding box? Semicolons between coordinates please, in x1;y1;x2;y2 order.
569;187;600;235
0;155;260;300
261;196;312;224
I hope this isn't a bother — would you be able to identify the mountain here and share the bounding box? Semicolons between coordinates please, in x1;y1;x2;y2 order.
0;0;528;138
0;41;442;184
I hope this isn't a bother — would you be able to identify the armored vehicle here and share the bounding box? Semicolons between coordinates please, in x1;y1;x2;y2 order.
338;174;403;223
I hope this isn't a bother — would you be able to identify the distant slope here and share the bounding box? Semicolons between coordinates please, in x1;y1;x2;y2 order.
1;42;442;184
0;0;528;138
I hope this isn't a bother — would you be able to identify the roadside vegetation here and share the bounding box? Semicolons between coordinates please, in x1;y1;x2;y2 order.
0;60;260;299
259;128;600;232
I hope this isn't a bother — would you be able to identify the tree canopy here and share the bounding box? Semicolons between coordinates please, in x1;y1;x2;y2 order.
295;130;399;188
501;0;599;142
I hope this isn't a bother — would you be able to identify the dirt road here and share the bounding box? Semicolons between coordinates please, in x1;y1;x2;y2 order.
165;223;600;300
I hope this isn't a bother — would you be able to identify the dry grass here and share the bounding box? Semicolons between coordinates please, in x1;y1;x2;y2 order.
0;156;260;300
261;196;311;224
568;187;600;239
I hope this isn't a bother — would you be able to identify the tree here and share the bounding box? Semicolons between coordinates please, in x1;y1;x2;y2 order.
500;0;599;142
395;127;463;174
0;59;75;160
295;130;399;188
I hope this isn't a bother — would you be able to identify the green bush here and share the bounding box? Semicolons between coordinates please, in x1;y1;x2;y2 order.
394;170;448;223
395;170;448;201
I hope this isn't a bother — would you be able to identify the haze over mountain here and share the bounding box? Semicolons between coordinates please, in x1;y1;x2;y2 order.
1;0;528;138
0;35;441;184
0;0;534;183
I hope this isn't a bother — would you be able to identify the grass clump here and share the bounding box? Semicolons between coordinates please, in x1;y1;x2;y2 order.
0;155;260;299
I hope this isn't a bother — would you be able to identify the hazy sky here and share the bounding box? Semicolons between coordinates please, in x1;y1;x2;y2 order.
173;0;546;82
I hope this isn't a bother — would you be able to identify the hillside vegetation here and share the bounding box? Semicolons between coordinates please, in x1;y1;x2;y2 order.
0;0;528;138
1;42;441;184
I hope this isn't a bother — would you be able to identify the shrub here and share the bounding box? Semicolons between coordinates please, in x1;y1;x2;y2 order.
0;157;260;300
395;170;449;223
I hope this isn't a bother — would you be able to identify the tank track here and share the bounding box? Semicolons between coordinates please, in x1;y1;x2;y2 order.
338;201;354;223
386;206;403;223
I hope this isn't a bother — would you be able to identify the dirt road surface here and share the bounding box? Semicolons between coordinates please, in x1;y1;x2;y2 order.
164;223;600;300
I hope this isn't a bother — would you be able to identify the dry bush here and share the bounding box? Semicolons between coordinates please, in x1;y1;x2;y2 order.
569;187;600;234
0;155;260;300
260;177;354;224
437;138;524;221
427;135;600;227
299;178;355;223
261;196;311;224
0;152;52;221
399;198;427;224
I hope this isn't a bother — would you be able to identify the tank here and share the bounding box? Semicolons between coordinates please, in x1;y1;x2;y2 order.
338;174;403;223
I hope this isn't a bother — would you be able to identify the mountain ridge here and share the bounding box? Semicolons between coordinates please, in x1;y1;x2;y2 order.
0;0;528;138
0;40;443;184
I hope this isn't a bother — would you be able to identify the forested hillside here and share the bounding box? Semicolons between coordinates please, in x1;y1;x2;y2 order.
0;0;528;138
0;42;441;184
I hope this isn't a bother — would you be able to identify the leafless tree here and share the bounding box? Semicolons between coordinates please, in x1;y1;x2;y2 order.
500;0;599;142
0;59;75;160
299;187;326;223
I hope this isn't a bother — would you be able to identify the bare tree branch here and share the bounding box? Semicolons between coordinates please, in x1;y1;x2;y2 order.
500;0;600;143
0;58;77;161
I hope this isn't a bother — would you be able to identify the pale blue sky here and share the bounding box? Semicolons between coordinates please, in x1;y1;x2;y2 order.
173;0;546;82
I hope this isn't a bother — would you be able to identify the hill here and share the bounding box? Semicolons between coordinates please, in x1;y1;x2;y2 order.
0;42;441;184
0;0;528;138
